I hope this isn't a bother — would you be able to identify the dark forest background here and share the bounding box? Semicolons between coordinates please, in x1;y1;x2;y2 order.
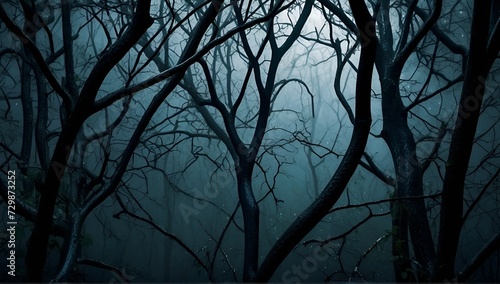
0;0;499;282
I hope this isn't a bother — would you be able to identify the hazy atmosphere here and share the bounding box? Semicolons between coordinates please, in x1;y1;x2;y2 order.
0;0;499;282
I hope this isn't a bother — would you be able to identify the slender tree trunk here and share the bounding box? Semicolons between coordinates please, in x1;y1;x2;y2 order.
20;47;33;170
53;212;83;281
33;64;49;170
433;0;494;280
52;2;86;280
255;1;377;279
163;156;175;281
20;45;34;209
236;160;260;281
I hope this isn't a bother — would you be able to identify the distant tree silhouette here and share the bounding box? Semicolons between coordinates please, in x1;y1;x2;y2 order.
0;0;498;282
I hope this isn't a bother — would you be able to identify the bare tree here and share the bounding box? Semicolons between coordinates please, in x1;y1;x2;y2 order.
1;0;498;282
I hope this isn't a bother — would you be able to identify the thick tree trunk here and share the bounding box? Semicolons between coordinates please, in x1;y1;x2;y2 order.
374;0;443;279
390;199;414;281
381;77;435;280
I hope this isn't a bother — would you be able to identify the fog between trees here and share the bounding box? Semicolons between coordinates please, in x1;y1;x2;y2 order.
0;0;499;282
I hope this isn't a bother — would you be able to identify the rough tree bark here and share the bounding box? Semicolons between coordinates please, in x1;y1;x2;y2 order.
376;0;442;279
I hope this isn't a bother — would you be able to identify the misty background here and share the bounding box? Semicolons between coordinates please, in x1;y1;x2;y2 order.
0;0;499;282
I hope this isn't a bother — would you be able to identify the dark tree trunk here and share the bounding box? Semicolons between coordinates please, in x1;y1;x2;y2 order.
24;2;154;280
33;64;50;170
236;160;260;281
255;1;377;280
433;0;497;280
20;47;33;170
374;0;442;279
390;198;414;281
53;212;83;281
381;76;436;280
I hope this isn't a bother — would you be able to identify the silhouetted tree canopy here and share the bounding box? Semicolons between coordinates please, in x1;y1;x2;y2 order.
0;0;498;282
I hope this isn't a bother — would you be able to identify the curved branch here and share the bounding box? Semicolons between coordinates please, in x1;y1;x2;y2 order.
255;0;377;280
393;0;442;70
0;4;72;109
113;194;209;275
91;1;293;114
